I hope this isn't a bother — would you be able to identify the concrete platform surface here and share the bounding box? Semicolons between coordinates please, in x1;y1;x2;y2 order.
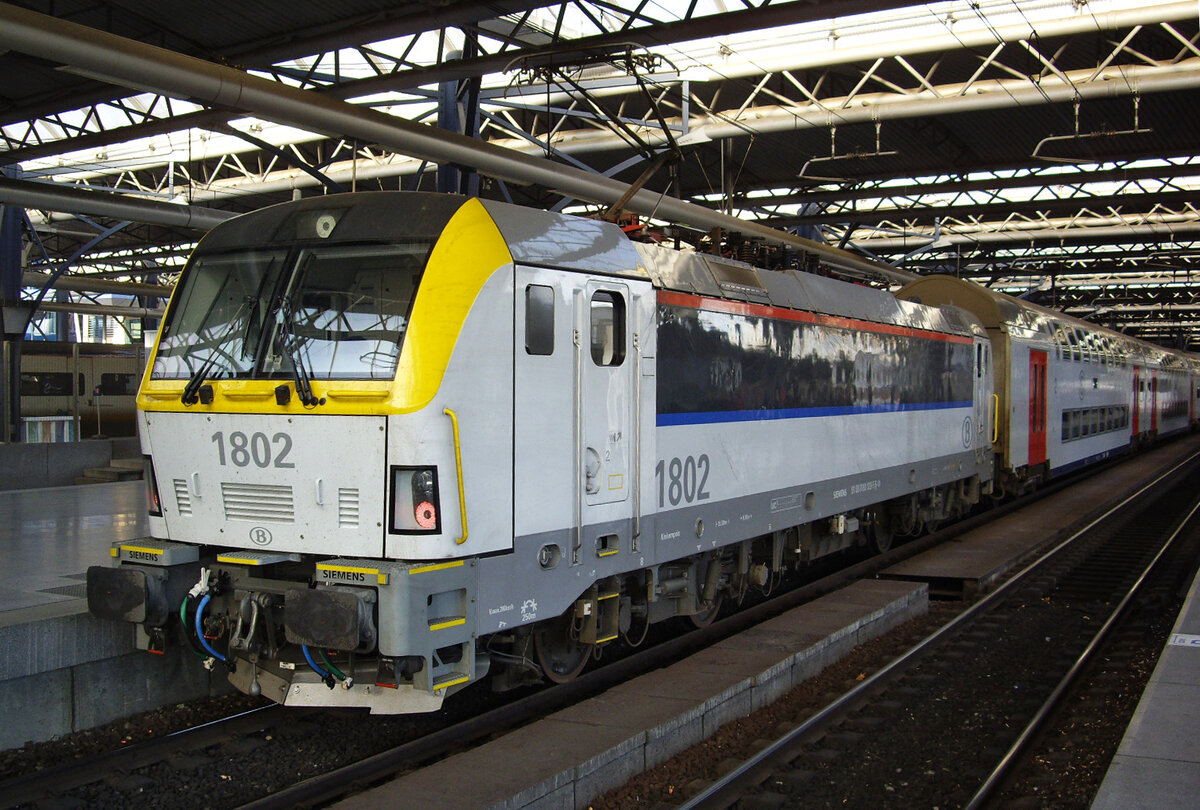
0;480;230;751
332;579;929;810
0;479;145;615
1090;564;1200;810
882;434;1200;596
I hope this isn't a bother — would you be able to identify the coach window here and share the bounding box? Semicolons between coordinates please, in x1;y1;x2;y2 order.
590;290;626;366
525;284;555;356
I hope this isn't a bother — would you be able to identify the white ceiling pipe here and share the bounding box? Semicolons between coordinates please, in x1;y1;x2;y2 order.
37;300;165;318
22;272;173;298
0;176;233;229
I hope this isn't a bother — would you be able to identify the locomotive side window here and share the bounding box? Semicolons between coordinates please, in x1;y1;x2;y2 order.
525;284;555;356
590;291;626;366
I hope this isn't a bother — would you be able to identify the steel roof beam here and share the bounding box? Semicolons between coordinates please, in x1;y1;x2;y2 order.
763;191;1200;228
0;3;912;283
854;221;1200;252
734;161;1200;208
0;0;558;128
0;0;903;148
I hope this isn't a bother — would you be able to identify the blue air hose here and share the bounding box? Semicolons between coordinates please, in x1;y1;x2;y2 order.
195;593;228;662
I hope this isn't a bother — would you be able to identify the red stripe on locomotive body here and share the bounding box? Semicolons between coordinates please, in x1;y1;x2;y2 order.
657;290;975;346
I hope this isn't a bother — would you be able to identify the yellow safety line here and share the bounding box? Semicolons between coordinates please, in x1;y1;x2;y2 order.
429;617;466;631
597;548;619;557
434;675;470;690
408;560;464;575
217;555;260;565
597;634;618;643
444;407;469;545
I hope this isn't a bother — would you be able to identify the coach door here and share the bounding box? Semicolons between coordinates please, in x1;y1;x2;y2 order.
973;338;993;459
1132;367;1141;436
1150;372;1159;433
1028;350;1048;466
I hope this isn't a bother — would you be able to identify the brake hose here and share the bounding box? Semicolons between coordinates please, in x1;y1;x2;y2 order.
179;596;206;659
302;644;336;688
194;593;228;663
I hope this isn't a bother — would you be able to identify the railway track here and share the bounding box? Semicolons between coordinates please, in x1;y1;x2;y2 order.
670;454;1200;810
2;453;1181;809
0;500;987;808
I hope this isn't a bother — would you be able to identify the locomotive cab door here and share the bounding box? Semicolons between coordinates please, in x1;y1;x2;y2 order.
574;278;657;565
1028;350;1048;467
513;269;654;566
580;280;632;508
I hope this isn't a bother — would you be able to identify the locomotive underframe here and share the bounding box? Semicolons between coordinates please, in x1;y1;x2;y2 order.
89;471;985;712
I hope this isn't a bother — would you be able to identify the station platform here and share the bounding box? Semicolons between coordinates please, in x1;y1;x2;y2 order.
1091;560;1200;810
0;480;144;614
3;434;1200;795
0;480;227;751
333;578;930;810
330;435;1200;810
882;433;1200;599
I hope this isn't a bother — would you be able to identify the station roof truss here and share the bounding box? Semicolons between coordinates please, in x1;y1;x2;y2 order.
1;0;1199;348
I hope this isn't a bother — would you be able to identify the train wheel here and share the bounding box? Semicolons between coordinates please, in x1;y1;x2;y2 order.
532;614;592;683
689;593;725;628
867;510;894;554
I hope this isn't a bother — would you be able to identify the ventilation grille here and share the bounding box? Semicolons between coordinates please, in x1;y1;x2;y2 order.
222;482;295;523
173;479;192;517
338;488;360;528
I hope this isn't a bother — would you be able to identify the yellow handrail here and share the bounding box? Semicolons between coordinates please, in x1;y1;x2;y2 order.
443;407;469;545
991;393;1000;445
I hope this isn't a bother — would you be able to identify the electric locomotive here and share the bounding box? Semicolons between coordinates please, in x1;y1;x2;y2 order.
88;192;996;713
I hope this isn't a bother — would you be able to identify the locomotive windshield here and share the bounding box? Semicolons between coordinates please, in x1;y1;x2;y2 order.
152;240;432;381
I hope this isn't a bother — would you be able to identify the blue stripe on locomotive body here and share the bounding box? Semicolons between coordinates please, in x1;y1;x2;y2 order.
658;401;975;427
655;294;975;427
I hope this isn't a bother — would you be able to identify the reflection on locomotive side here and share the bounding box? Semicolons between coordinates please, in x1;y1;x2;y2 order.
657;293;973;423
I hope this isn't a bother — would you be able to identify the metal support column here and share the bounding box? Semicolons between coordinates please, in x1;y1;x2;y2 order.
1;166;25;443
437;42;480;197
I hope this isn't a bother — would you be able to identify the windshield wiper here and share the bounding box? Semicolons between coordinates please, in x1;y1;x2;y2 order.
275;299;323;407
181;296;255;405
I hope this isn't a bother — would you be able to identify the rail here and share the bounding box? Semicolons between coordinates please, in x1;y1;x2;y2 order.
678;445;1200;810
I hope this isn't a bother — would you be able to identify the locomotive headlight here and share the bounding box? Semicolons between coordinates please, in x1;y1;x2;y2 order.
389;466;441;533
144;455;163;517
